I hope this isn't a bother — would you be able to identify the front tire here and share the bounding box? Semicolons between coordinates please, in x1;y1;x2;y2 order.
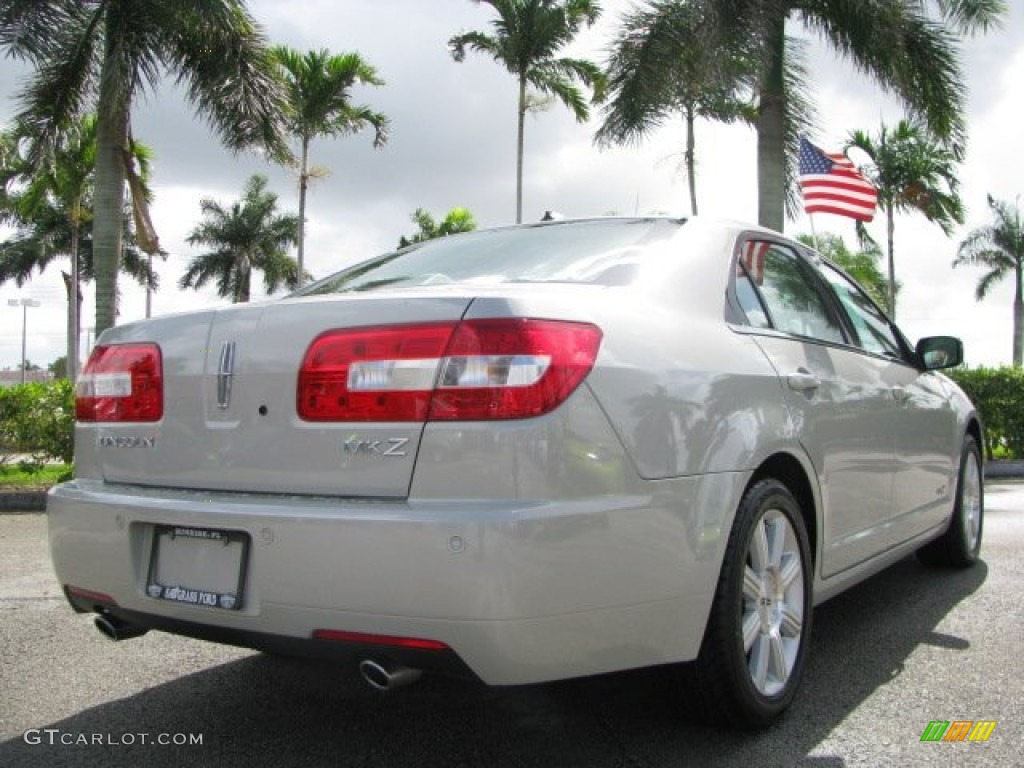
917;435;983;568
694;478;813;728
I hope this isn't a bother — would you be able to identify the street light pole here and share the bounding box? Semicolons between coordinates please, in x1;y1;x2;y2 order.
8;298;41;385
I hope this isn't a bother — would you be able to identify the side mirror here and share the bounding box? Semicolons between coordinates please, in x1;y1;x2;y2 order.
916;336;963;370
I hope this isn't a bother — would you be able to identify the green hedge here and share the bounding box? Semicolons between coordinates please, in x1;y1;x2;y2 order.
946;366;1024;460
0;380;75;466
0;372;1019;466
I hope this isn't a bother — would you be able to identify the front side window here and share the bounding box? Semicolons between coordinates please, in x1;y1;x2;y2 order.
819;264;903;359
735;240;845;344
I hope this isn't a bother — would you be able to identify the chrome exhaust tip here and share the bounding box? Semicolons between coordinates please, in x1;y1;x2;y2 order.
358;658;422;691
94;613;149;642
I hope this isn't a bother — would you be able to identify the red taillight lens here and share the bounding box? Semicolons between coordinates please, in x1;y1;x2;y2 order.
429;319;603;420
298;324;455;421
76;344;163;422
297;319;602;422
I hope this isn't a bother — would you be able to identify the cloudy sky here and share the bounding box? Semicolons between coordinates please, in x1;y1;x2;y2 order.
1;0;1022;371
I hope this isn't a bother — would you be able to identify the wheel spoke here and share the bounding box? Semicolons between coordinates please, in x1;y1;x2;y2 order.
742;610;761;653
768;630;789;682
743;565;761;602
750;520;769;573
779;603;802;638
778;552;801;591
766;515;785;570
749;634;770;692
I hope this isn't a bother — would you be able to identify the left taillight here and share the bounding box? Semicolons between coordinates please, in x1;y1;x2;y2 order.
76;343;163;422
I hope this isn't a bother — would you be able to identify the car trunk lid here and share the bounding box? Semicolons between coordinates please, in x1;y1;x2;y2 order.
88;294;474;498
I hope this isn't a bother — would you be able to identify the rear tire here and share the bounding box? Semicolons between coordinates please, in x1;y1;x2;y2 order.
693;478;813;728
916;435;983;568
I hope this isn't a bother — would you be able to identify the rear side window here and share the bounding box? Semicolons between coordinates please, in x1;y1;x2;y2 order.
735;240;845;345
298;219;684;295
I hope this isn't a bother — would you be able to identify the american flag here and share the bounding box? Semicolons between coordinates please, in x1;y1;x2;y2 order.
798;136;877;222
738;240;770;285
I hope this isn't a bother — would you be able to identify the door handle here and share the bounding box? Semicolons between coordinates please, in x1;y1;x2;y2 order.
891;385;910;402
787;371;820;392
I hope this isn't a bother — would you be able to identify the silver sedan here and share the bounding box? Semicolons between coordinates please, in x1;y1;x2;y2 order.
49;216;982;728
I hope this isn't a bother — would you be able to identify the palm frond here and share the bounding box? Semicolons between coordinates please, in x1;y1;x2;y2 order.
164;1;292;162
934;0;1007;34
974;266;1007;301
528;60;596;121
448;30;502;64
781;35;816;220
808;2;967;145
0;233;56;286
0;0;74;59
15;6;103;165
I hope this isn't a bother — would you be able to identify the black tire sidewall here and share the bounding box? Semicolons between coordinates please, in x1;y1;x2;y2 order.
699;478;813;726
953;436;984;563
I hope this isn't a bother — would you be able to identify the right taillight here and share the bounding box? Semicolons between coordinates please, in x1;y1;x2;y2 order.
298;323;456;422
297;319;602;422
76;343;163;422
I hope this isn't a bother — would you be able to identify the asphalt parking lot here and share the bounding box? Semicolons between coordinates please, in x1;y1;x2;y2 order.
1;483;1021;768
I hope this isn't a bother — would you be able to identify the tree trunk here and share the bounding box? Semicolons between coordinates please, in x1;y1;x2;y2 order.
685;110;697;216
238;253;252;303
67;205;80;383
145;252;152;318
93;22;129;336
297;136;309;287
756;14;787;233
886;202;897;318
516;75;526;224
1014;262;1023;367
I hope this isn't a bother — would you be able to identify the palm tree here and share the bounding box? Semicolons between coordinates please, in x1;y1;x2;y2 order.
398;207;478;248
1;197;157;286
954;195;1024;366
847;119;964;317
449;0;604;224
596;0;769;215
796;232;893;309
621;1;1003;232
273;46;389;287
1;0;289;336
1;117;160;379
180;175;300;304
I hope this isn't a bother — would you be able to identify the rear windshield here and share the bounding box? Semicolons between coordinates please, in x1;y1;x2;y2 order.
297;218;684;295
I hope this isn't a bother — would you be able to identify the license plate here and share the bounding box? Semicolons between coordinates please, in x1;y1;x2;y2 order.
146;526;248;611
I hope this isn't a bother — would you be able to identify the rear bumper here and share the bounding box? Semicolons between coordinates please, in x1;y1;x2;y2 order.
66;591;479;680
47;475;744;685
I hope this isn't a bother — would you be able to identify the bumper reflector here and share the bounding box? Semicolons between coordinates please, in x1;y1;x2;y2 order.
65;585;118;607
312;629;449;651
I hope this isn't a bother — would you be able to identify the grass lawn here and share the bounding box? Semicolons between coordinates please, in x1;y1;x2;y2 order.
0;462;72;490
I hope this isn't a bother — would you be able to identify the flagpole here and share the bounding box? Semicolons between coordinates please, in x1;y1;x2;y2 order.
808;213;821;253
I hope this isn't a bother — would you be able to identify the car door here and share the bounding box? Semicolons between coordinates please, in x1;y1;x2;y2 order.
733;237;901;577
816;263;958;541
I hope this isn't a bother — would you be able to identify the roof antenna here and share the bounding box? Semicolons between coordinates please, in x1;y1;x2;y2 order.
540;210;563;221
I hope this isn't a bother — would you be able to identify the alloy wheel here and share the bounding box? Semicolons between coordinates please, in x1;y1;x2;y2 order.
741;508;805;697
